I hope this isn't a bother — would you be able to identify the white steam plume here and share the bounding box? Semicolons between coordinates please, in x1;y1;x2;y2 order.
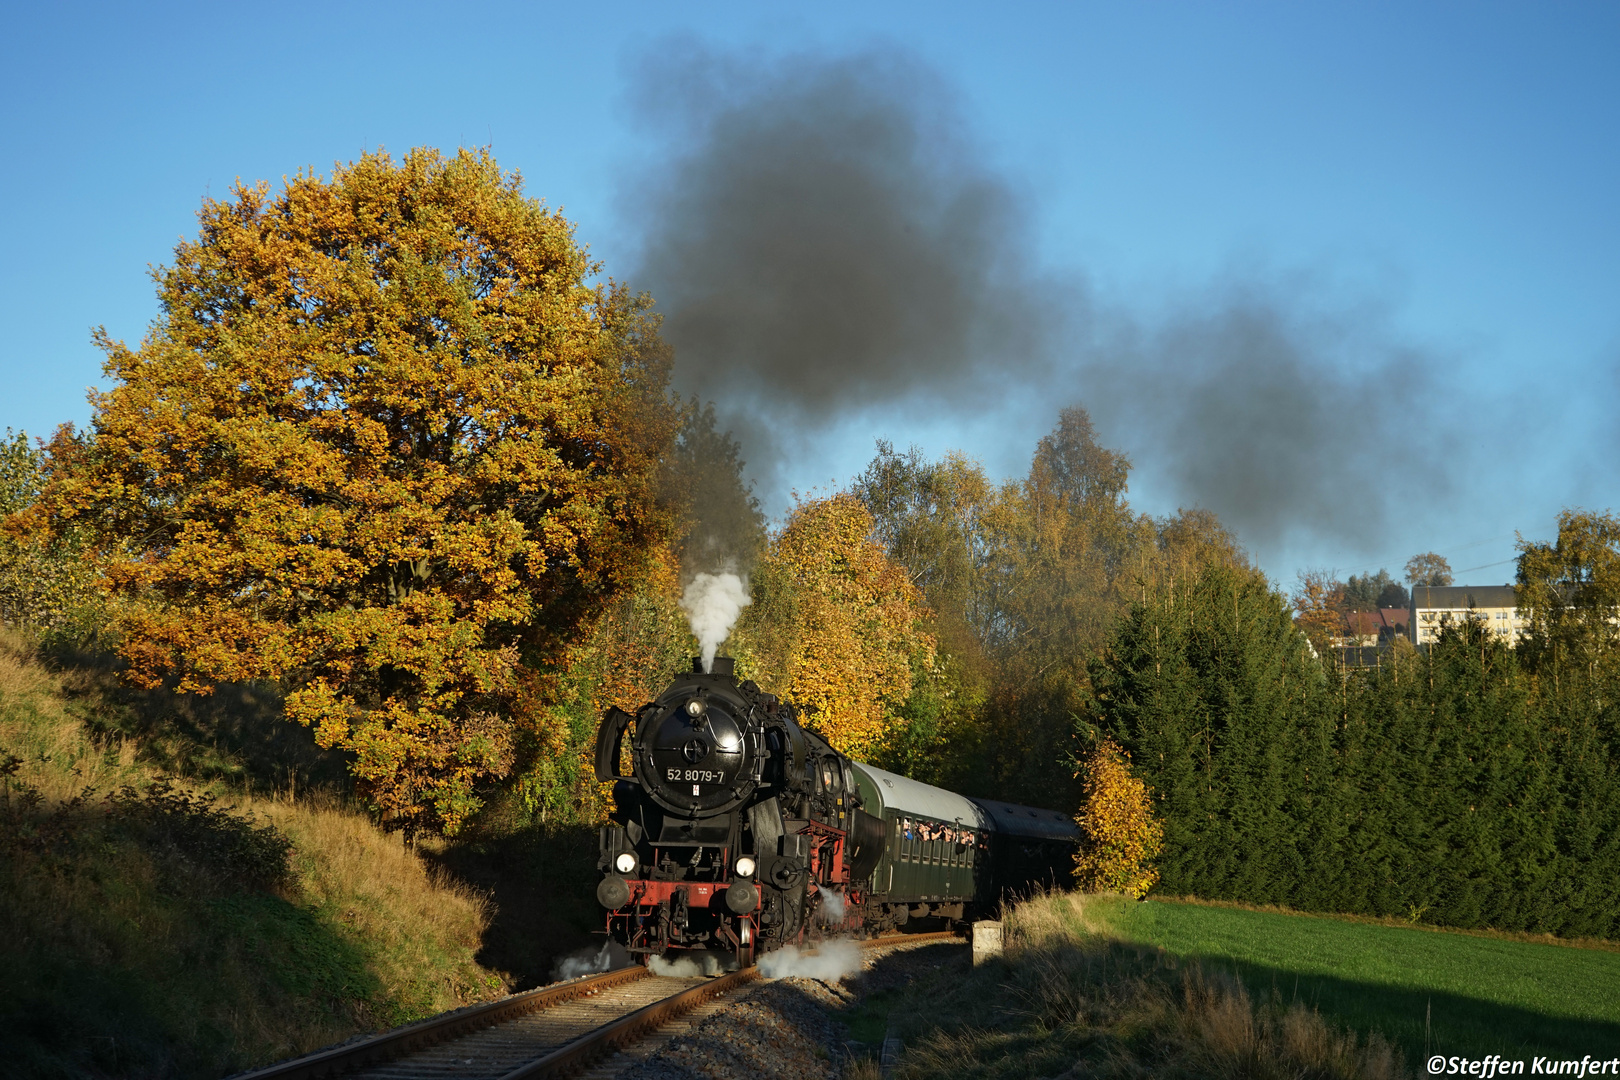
757;939;864;981
649;951;735;977
816;885;847;924
551;941;631;981
680;572;751;672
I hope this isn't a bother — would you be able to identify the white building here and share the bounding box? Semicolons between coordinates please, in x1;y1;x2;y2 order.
1408;584;1525;646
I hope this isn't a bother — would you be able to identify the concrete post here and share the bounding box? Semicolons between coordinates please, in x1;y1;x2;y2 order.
971;920;1003;966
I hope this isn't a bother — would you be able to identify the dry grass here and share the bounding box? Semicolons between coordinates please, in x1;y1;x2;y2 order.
0;630;147;800
0;629;504;1078
842;1056;883;1080
258;795;500;1012
869;890;1408;1080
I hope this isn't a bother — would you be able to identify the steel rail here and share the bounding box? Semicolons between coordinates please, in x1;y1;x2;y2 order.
502;930;964;1079
500;964;761;1079
229;965;651;1080
229;929;964;1080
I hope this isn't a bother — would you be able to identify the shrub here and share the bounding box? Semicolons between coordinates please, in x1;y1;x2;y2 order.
1072;738;1163;898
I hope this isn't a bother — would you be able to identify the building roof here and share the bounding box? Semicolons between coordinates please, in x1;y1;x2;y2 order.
1411;584;1518;610
1344;611;1382;635
1344;608;1409;635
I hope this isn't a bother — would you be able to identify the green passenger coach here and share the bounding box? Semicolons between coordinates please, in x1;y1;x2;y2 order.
850;761;1078;931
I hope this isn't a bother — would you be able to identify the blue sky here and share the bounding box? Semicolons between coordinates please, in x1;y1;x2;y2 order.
2;1;1616;587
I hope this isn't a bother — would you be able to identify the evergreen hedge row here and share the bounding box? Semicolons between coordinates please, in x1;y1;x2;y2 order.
1087;563;1620;938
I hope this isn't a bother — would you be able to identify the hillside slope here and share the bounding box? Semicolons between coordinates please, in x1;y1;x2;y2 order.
0;633;504;1079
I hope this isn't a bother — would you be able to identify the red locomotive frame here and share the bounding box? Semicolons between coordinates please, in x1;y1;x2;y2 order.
604;817;863;964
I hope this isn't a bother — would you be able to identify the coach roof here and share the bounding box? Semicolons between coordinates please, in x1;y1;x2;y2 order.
970;798;1083;841
852;762;991;829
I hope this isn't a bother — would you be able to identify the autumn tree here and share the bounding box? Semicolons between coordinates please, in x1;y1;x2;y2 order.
855;440;1001;648
983;408;1158;807
852;442;1001;782
1516;509;1620;677
1072;738;1163;898
854;413;1249;805
1405;552;1453;587
0;430;101;636
1292;569;1345;653
735;493;934;761
25;148;679;837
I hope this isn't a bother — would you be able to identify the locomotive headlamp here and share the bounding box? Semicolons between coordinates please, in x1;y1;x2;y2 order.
735;856;757;878
614;852;637;875
685;699;705;717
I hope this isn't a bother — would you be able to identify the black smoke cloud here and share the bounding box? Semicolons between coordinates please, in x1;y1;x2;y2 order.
620;40;1474;556
621;43;1061;452
1082;282;1464;552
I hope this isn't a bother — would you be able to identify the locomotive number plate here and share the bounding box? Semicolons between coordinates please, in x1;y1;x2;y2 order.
667;768;725;784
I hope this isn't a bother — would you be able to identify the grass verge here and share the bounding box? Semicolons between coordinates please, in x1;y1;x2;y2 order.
841;892;1620;1079
1093;894;1620;1062
0;631;503;1079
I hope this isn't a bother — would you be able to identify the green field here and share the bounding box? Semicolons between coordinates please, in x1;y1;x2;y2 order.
845;894;1620;1078
1093;897;1620;1060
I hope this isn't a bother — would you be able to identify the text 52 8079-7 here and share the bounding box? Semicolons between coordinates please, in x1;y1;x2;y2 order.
666;768;725;784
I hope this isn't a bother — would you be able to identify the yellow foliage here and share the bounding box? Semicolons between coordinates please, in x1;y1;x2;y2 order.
0;431;103;636
24;148;677;837
1292;570;1344;654
1073;738;1163;898
747;493;933;759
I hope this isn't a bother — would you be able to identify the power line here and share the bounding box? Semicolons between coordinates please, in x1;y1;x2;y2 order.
1453;556;1517;577
1316;533;1519;580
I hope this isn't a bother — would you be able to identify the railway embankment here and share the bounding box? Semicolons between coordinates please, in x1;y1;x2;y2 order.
0;632;510;1078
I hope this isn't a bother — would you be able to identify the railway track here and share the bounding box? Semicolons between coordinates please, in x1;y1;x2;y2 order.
234;931;963;1080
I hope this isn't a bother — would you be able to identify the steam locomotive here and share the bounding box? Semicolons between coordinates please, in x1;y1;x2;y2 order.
593;657;1080;964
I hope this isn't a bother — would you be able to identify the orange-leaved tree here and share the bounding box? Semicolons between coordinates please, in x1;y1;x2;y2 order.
740;493;934;760
25;148;678;837
1291;569;1345;654
1072;737;1163;898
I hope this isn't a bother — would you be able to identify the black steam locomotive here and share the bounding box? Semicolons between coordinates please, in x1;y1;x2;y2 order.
593;657;1080;964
